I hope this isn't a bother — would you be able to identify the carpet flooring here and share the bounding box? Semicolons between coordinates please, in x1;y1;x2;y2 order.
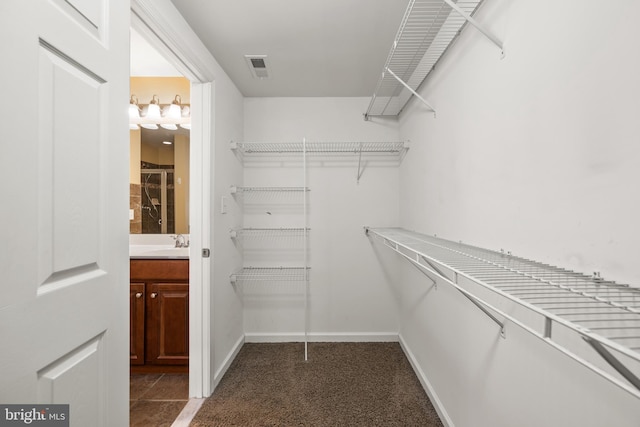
190;342;443;426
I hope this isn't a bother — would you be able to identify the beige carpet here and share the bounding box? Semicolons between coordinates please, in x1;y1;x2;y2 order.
190;342;443;426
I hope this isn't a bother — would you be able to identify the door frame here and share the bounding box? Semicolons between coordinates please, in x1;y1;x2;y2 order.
131;0;215;397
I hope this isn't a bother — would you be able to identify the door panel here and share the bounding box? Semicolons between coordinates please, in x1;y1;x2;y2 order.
37;335;105;425
53;0;104;37
0;1;130;425
38;41;104;287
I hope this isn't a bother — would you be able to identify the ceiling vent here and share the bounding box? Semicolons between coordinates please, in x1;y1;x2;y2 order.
244;55;271;79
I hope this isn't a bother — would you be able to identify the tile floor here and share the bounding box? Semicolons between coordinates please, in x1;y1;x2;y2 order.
130;373;189;427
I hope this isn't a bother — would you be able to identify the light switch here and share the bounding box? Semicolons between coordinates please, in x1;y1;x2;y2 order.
129;209;134;220
220;196;227;214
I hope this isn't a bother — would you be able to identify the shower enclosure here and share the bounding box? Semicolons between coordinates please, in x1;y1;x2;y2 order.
141;169;175;234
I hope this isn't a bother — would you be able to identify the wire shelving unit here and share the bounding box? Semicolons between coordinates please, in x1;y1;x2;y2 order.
231;140;311;360
230;186;309;194
230;267;310;284
232;141;407;154
365;227;640;397
230;228;310;239
231;140;409;183
365;0;503;119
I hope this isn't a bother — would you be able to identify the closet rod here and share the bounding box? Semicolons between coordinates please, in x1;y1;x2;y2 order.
230;185;309;194
231;140;408;154
229;228;310;239
365;227;640;398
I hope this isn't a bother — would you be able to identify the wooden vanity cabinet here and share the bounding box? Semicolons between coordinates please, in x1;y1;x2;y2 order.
130;259;189;371
145;282;189;365
130;282;146;365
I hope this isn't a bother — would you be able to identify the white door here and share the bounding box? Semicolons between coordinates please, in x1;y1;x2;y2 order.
0;1;130;426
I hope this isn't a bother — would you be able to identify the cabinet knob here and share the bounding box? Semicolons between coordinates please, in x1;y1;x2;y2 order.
135;292;143;298
151;292;158;298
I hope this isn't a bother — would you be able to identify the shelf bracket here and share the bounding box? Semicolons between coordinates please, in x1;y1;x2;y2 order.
420;256;452;283
583;337;640;392
367;227;506;338
420;256;506;338
442;0;505;58
385;68;436;116
408;259;437;287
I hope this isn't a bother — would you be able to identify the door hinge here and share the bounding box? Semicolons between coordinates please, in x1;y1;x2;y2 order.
202;248;210;258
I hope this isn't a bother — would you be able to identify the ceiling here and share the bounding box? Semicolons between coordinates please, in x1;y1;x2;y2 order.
162;0;411;97
130;28;182;77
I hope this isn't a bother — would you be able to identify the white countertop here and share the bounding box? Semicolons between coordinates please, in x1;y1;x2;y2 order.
129;245;189;259
129;235;190;259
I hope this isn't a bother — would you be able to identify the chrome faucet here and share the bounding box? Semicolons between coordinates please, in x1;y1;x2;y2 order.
172;234;189;248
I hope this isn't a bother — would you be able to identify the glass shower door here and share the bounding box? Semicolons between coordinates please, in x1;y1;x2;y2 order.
141;169;174;234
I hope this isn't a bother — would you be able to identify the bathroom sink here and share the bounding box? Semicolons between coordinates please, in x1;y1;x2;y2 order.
129;245;190;259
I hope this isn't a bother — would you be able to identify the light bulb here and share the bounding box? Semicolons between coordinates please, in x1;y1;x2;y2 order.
145;103;161;120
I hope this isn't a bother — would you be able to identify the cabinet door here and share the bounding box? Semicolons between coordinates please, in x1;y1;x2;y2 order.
130;283;145;365
146;282;189;365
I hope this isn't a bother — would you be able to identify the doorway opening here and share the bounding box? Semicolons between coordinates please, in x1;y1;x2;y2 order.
131;0;213;404
129;27;195;424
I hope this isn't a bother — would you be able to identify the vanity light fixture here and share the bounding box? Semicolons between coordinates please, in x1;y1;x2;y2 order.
129;93;190;130
129;95;141;130
180;105;191;130
140;95;160;130
161;95;182;130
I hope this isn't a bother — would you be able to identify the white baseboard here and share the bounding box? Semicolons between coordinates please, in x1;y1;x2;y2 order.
398;334;454;427
170;398;206;427
244;332;399;343
212;334;244;391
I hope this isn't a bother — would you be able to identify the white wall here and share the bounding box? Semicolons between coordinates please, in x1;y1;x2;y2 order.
210;78;245;386
396;0;640;426
242;97;401;341
399;0;640;286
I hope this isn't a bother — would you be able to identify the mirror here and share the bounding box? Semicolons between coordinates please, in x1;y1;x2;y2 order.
130;128;190;234
129;77;190;234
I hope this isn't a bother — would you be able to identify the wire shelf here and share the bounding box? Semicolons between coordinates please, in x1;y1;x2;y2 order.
230;228;310;239
365;0;483;118
231;141;408;183
230;267;310;284
231;186;309;194
232;141;408;154
366;227;640;395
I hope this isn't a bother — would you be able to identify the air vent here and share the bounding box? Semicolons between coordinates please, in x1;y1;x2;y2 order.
244;55;271;79
250;58;266;68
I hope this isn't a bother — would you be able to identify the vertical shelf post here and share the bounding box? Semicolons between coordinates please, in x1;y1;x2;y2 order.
303;137;309;361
